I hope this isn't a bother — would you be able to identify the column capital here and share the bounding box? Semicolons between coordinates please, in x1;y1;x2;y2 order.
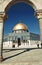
0;12;8;21
35;9;42;19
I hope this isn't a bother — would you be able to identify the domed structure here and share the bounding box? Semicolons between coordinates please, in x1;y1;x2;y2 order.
4;22;40;48
13;23;28;31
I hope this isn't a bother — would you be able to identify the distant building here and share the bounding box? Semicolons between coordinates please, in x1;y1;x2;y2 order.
3;23;41;48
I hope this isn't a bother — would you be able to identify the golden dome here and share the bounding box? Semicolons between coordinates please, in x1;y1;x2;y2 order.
13;23;28;31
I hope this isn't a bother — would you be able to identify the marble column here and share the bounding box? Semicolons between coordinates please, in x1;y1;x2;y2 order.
35;10;42;44
0;12;6;61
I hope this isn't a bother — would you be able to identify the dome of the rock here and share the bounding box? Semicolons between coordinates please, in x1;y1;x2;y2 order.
13;23;28;31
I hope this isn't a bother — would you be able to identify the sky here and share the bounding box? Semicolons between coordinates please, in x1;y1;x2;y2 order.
4;2;40;35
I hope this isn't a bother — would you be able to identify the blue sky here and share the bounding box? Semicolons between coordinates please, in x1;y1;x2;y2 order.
4;2;40;35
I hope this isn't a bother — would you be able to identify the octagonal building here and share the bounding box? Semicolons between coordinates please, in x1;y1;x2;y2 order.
3;22;41;48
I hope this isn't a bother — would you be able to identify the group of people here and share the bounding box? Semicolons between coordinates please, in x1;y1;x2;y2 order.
37;43;42;48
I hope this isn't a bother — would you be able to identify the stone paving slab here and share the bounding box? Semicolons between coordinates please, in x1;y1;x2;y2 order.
0;62;42;65
0;49;42;65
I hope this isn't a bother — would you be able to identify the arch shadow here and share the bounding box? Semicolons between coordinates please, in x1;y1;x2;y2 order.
3;48;42;62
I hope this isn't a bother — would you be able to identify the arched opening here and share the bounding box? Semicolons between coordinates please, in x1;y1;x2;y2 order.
3;2;40;49
0;0;41;62
5;0;37;12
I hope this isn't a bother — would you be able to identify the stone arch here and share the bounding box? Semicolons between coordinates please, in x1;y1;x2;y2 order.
4;0;37;12
0;0;42;62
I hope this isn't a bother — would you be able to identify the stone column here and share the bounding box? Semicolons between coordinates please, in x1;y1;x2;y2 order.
0;12;6;61
35;10;42;45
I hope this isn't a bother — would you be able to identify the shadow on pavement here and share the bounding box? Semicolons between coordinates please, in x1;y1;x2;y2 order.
3;49;28;62
3;48;42;62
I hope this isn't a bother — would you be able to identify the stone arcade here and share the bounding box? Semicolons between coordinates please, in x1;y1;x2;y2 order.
0;0;42;61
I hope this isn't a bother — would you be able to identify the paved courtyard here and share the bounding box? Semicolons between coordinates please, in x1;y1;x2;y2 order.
0;48;42;65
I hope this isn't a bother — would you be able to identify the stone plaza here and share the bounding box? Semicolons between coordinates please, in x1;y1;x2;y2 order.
0;48;42;65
